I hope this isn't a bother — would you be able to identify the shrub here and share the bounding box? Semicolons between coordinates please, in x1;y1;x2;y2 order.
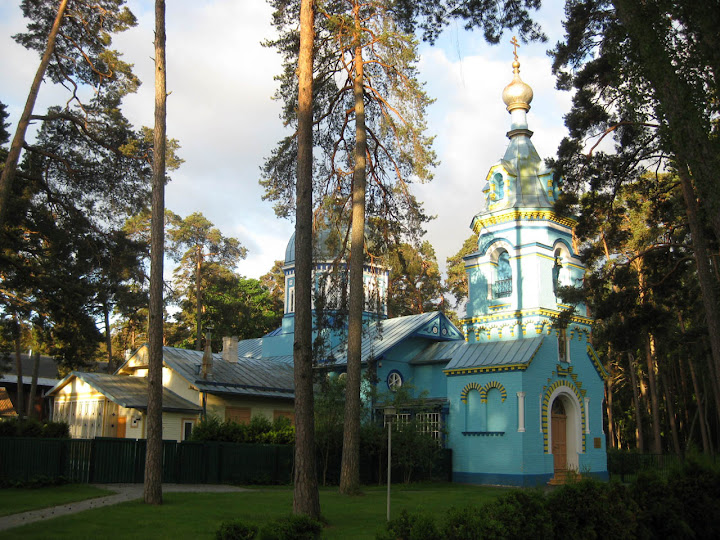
0;418;69;438
668;460;720;538
216;520;258;540
439;506;490;540
376;510;441;540
547;478;638;539
485;489;553;539
258;514;323;540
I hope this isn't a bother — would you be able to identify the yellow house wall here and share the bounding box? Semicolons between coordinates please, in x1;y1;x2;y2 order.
205;394;294;422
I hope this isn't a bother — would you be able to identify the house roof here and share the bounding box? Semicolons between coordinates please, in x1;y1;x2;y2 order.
0;387;17;417
160;347;295;400
326;312;464;366
3;353;60;379
443;336;545;373
48;372;202;414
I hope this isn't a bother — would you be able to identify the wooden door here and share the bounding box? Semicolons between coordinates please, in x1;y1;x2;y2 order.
116;416;126;438
551;400;567;472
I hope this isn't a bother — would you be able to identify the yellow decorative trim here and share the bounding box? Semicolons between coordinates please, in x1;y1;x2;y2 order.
587;345;608;379
542;380;587;453
480;381;508;403
463;308;593;327
460;382;483;404
472;209;577;234
445;363;529;376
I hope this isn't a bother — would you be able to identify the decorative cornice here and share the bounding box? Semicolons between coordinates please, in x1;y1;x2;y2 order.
472;209;577;234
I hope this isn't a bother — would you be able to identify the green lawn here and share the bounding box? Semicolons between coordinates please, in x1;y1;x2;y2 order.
0;484;114;517
0;483;511;539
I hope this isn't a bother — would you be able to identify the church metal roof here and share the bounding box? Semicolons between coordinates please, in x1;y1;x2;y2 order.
443;336;545;373
327;312;462;366
49;372;201;414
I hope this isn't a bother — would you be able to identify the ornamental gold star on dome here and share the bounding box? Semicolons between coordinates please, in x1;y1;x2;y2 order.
502;36;533;112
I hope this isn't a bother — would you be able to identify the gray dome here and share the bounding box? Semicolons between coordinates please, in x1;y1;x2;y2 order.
284;224;344;266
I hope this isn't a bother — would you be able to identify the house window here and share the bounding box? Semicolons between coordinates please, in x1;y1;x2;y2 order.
225;407;251;425
493;251;512;298
387;370;403;391
274;410;295;426
182;419;195;441
417;412;441;440
558;328;569;362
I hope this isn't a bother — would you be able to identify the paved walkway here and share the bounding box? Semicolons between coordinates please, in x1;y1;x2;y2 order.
0;483;251;532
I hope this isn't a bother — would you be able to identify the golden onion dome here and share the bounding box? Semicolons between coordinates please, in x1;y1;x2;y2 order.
502;59;533;112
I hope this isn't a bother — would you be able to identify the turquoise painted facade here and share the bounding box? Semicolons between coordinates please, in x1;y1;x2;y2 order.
233;54;608;486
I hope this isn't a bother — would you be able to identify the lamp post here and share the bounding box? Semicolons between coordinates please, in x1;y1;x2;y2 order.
385;405;395;521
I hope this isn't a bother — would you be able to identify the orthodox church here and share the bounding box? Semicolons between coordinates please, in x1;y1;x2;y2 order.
50;51;608;486
271;51;608;485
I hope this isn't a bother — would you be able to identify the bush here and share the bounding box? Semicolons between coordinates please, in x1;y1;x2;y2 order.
485;489;553;539
258;514;323;540
0;475;68;489
0;418;69;438
376;510;440;540
189;415;295;445
547;478;638;539
216;520;258;540
439;506;491;540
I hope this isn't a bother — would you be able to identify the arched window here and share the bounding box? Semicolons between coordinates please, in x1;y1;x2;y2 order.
466;389;485;432
493;250;512;298
486;388;507;432
493;172;505;200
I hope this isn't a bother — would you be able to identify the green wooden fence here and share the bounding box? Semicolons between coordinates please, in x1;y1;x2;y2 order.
0;437;293;485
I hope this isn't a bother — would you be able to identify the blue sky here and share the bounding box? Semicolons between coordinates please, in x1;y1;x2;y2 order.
0;0;571;281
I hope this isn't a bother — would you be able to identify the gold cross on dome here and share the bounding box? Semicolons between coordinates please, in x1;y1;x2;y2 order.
510;36;520;61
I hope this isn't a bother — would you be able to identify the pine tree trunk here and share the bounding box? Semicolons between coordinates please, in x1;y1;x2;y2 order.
628;352;644;452
688;356;711;454
28;350;40;420
605;372;616;449
195;250;203;351
660;371;681;455
644;336;663;454
340;2;366;495
0;0;69;227
13;317;24;419
104;303;114;373
144;0;167;506
292;0;320;519
676;166;720;415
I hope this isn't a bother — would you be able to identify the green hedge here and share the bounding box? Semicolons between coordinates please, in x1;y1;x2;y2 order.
0;418;69;438
377;460;720;539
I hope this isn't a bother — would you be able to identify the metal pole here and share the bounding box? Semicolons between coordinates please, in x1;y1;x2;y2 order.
387;419;391;521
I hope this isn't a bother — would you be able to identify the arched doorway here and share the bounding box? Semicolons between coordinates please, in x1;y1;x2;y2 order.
551;399;567;473
547;388;582;479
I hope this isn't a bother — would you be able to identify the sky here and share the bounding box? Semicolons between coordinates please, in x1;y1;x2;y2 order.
0;0;572;282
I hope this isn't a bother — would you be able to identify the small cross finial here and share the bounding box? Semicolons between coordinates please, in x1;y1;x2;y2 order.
510;36;520;61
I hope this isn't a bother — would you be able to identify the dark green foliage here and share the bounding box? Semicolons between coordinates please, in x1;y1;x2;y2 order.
376;510;441;540
438;506;492;540
257;514;323;540
484;489;552;539
632;471;693;539
0;474;68;489
0;418;69;438
216;520;259;540
189;416;294;445
546;479;638;539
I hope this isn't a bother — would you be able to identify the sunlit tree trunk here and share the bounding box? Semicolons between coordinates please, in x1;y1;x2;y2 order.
13;316;24;419
0;0;69;228
340;1;367;495
628;352;644;452
144;0;167;506
292;0;320;519
195;248;203;351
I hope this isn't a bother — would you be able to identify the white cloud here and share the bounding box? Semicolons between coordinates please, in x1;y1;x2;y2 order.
1;0;572;286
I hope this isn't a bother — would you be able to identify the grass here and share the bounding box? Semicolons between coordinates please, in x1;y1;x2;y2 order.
0;483;511;539
0;484;114;517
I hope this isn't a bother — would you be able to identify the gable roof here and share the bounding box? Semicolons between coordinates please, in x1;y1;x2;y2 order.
443;336;545;374
48;372;201;414
161;347;294;400
0;387;17;417
327;312;464;366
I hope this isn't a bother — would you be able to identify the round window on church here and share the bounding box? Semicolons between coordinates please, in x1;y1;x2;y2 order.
387;370;403;391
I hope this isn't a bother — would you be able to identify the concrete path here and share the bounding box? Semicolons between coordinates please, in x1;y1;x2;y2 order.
0;483;251;532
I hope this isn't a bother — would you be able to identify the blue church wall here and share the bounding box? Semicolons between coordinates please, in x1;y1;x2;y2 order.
374;337;447;398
